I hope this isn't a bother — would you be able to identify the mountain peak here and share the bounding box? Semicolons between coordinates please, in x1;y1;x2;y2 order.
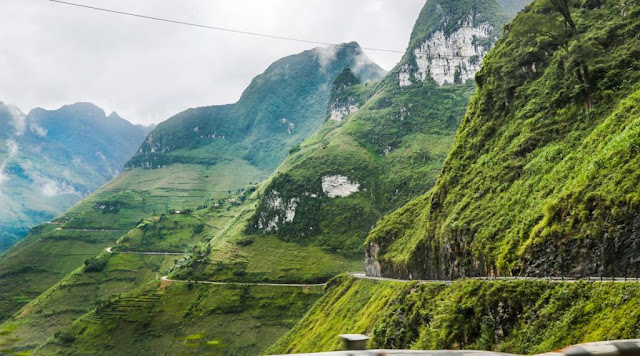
394;0;507;87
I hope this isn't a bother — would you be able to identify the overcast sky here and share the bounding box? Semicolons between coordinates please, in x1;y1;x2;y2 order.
0;0;424;125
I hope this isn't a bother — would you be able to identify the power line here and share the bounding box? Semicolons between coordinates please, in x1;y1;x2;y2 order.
48;0;406;54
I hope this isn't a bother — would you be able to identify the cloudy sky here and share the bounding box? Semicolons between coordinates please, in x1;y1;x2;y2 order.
0;0;425;125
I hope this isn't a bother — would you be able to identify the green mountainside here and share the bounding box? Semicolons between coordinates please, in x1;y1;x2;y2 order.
367;0;640;280
125;43;385;171
205;0;508;260
269;275;640;354
0;103;152;252
0;0;579;354
0;44;385;354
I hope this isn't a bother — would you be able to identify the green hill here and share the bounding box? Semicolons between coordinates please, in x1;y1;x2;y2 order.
168;0;511;290
0;103;152;252
0;0;539;353
268;275;640;354
0;43;384;354
367;0;640;279
125;43;385;171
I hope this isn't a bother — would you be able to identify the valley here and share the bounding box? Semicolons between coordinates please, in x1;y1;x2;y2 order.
3;0;640;355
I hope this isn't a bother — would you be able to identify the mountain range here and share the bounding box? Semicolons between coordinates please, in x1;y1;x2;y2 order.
4;0;639;355
0;102;152;252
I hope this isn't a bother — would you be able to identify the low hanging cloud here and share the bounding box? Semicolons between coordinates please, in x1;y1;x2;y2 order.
7;105;26;136
29;122;48;137
0;140;19;186
96;151;119;177
39;178;82;198
314;45;340;73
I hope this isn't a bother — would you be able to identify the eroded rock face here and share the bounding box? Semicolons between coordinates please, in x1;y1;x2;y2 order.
256;191;299;232
329;103;359;122
321;175;360;198
365;242;382;277
399;15;495;87
415;16;494;85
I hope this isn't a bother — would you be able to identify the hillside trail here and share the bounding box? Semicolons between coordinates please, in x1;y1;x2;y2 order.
106;247;640;286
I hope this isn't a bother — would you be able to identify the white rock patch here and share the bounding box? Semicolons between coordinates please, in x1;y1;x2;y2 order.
258;191;299;232
329;104;359;122
413;16;494;85
322;175;360;198
398;64;413;87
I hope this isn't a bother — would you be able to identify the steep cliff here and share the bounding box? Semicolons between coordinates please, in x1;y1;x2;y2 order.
269;276;640;354
244;0;508;254
367;0;640;279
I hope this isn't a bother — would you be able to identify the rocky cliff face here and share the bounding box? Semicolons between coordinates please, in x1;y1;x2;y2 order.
366;0;640;279
394;0;504;88
247;0;508;254
401;15;495;86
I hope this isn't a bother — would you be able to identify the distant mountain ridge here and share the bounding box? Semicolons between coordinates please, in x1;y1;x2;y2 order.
0;102;152;252
126;42;386;172
0;44;386;352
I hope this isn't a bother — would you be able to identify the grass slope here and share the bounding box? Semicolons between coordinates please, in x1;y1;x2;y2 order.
269;276;640;354
367;0;640;279
236;0;510;257
0;162;259;322
35;281;323;356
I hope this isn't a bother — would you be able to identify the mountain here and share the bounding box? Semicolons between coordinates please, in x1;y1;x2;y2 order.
237;0;509;254
0;43;385;354
366;0;640;279
0;102;151;252
0;0;538;353
0;1;518;354
271;0;640;353
125;42;385;171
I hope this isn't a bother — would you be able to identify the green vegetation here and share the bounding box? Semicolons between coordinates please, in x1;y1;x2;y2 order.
114;214;206;253
36;282;323;355
0;102;152;253
0;162;260;322
0;252;175;353
127;43;385;172
245;0;509;254
270;276;640;354
0;45;384;353
368;0;640;279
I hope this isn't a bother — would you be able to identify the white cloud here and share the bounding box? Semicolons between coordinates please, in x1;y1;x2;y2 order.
314;45;340;72
29;122;48;137
7;105;26;136
96;151;118;177
0;0;424;125
0;140;19;186
40;179;81;197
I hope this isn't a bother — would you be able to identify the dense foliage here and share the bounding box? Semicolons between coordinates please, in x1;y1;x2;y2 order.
269;276;640;354
368;0;640;279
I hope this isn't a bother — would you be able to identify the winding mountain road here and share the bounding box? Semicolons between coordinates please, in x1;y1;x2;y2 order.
160;276;326;287
105;247;185;256
349;273;640;284
104;246;640;286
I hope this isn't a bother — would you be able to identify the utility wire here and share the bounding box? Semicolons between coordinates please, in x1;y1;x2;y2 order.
48;0;406;54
